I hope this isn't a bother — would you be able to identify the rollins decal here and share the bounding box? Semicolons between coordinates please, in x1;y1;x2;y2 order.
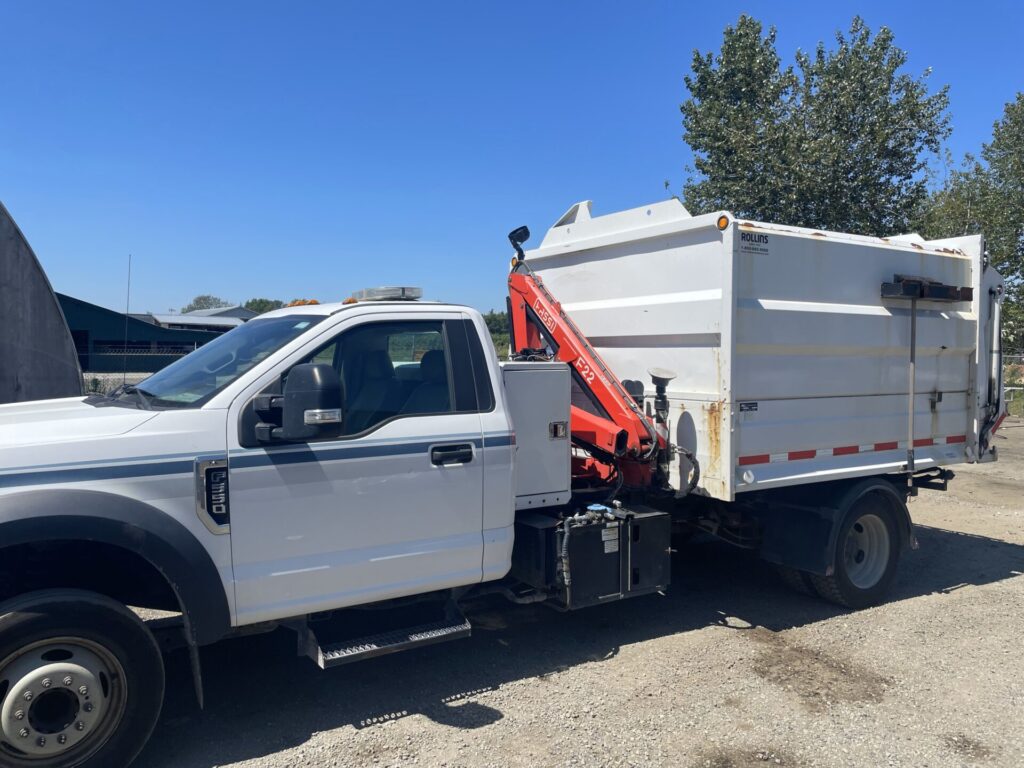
740;232;769;245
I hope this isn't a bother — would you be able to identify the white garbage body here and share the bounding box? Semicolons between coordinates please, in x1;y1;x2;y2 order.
526;200;1004;501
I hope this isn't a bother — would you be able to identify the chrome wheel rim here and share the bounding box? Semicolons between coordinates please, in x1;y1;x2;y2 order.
0;638;126;766
843;512;891;589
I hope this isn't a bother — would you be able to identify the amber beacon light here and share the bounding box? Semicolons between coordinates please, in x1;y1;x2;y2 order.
716;214;730;231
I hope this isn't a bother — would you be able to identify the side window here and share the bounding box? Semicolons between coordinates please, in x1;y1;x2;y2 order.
301;320;477;437
310;343;337;366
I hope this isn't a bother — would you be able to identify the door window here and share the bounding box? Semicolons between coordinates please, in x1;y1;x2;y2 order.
299;319;483;436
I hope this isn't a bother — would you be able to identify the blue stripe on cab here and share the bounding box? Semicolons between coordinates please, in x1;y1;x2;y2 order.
0;460;194;489
0;433;515;488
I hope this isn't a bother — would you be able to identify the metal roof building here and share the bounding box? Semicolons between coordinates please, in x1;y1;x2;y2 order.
147;313;247;332
57;295;221;374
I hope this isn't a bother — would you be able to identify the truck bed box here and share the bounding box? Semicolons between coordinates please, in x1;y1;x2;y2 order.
526;200;1004;501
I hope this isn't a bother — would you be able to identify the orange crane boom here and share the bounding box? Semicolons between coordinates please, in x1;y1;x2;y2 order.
505;227;676;491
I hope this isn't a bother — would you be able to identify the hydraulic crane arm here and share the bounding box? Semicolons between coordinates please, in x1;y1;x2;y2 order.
505;227;668;490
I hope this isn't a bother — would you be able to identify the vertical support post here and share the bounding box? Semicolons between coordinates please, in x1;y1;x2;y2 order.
881;274;971;489
906;297;917;493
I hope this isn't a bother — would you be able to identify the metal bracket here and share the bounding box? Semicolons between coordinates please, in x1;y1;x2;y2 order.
912;468;955;492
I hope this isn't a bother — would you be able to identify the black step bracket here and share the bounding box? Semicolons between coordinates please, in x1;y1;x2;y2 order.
911;467;955;492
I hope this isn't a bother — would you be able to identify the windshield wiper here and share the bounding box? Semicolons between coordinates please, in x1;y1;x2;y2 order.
108;383;154;410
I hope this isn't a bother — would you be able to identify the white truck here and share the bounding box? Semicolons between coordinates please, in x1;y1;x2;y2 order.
0;201;1005;767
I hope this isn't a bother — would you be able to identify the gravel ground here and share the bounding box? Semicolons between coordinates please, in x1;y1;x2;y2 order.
135;422;1024;768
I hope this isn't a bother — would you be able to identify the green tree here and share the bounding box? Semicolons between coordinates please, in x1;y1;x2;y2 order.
681;16;798;223
181;294;231;313
917;93;1024;350
482;309;509;335
681;16;950;235
482;309;510;355
243;298;285;314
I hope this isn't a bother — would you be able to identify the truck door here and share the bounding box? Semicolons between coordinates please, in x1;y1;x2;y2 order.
226;311;487;625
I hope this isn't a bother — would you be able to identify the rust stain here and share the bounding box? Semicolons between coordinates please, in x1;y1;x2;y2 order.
811;231;827;237
705;400;722;478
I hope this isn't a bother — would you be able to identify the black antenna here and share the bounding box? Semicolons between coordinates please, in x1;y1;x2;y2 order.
122;254;132;383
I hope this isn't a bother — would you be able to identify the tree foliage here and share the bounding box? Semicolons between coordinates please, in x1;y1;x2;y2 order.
243;298;285;314
482;309;509;335
917;93;1024;350
482;309;510;356
681;16;796;223
482;310;510;355
181;294;231;313
681;16;950;235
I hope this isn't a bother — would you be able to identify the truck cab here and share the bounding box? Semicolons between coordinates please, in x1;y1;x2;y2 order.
3;294;518;622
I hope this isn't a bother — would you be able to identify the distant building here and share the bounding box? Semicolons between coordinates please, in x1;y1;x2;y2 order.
145;305;256;333
57;294;222;373
181;305;258;320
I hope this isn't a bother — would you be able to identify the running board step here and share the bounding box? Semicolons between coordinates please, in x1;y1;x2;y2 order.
301;608;472;669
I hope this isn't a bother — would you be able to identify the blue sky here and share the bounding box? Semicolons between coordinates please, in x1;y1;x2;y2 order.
1;1;1020;314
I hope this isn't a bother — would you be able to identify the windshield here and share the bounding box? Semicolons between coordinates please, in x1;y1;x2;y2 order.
134;315;325;408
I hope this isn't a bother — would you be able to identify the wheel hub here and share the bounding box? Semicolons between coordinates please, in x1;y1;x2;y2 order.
842;512;891;589
0;645;109;759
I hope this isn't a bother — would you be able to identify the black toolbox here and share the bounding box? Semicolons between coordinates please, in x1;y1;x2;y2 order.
510;507;671;609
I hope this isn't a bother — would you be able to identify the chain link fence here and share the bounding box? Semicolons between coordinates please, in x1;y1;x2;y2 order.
1005;354;1024;417
83;372;152;395
80;351;192;395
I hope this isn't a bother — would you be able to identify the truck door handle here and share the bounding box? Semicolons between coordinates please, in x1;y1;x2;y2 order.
431;443;474;465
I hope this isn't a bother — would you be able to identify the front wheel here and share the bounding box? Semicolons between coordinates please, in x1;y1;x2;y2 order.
810;493;901;609
0;590;165;768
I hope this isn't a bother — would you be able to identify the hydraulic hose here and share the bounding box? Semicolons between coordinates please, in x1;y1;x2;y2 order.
679;447;701;496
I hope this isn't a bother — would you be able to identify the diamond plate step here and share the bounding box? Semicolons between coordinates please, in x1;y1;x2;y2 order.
305;612;472;669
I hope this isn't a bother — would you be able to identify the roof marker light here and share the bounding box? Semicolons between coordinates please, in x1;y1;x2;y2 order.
716;215;730;231
351;286;423;302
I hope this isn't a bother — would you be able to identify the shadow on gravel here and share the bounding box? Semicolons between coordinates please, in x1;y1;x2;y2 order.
135;524;1024;768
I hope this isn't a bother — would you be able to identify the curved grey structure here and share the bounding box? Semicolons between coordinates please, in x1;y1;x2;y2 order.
0;201;82;403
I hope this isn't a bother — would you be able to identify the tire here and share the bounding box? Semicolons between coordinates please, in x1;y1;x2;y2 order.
776;565;816;596
809;493;901;609
0;590;165;768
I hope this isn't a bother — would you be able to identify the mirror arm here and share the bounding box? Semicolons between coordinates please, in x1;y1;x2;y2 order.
254;394;284;414
254;422;282;442
253;393;285;443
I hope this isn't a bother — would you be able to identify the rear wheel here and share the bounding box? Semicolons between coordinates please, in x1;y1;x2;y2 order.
0;590;164;768
810;494;901;608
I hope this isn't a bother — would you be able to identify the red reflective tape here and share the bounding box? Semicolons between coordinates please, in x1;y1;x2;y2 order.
832;445;859;456
787;449;817;461
913;438;934;447
874;441;898;451
945;435;966;444
738;454;770;466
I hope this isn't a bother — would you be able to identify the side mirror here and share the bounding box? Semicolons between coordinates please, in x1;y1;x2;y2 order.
256;363;343;442
508;225;531;261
